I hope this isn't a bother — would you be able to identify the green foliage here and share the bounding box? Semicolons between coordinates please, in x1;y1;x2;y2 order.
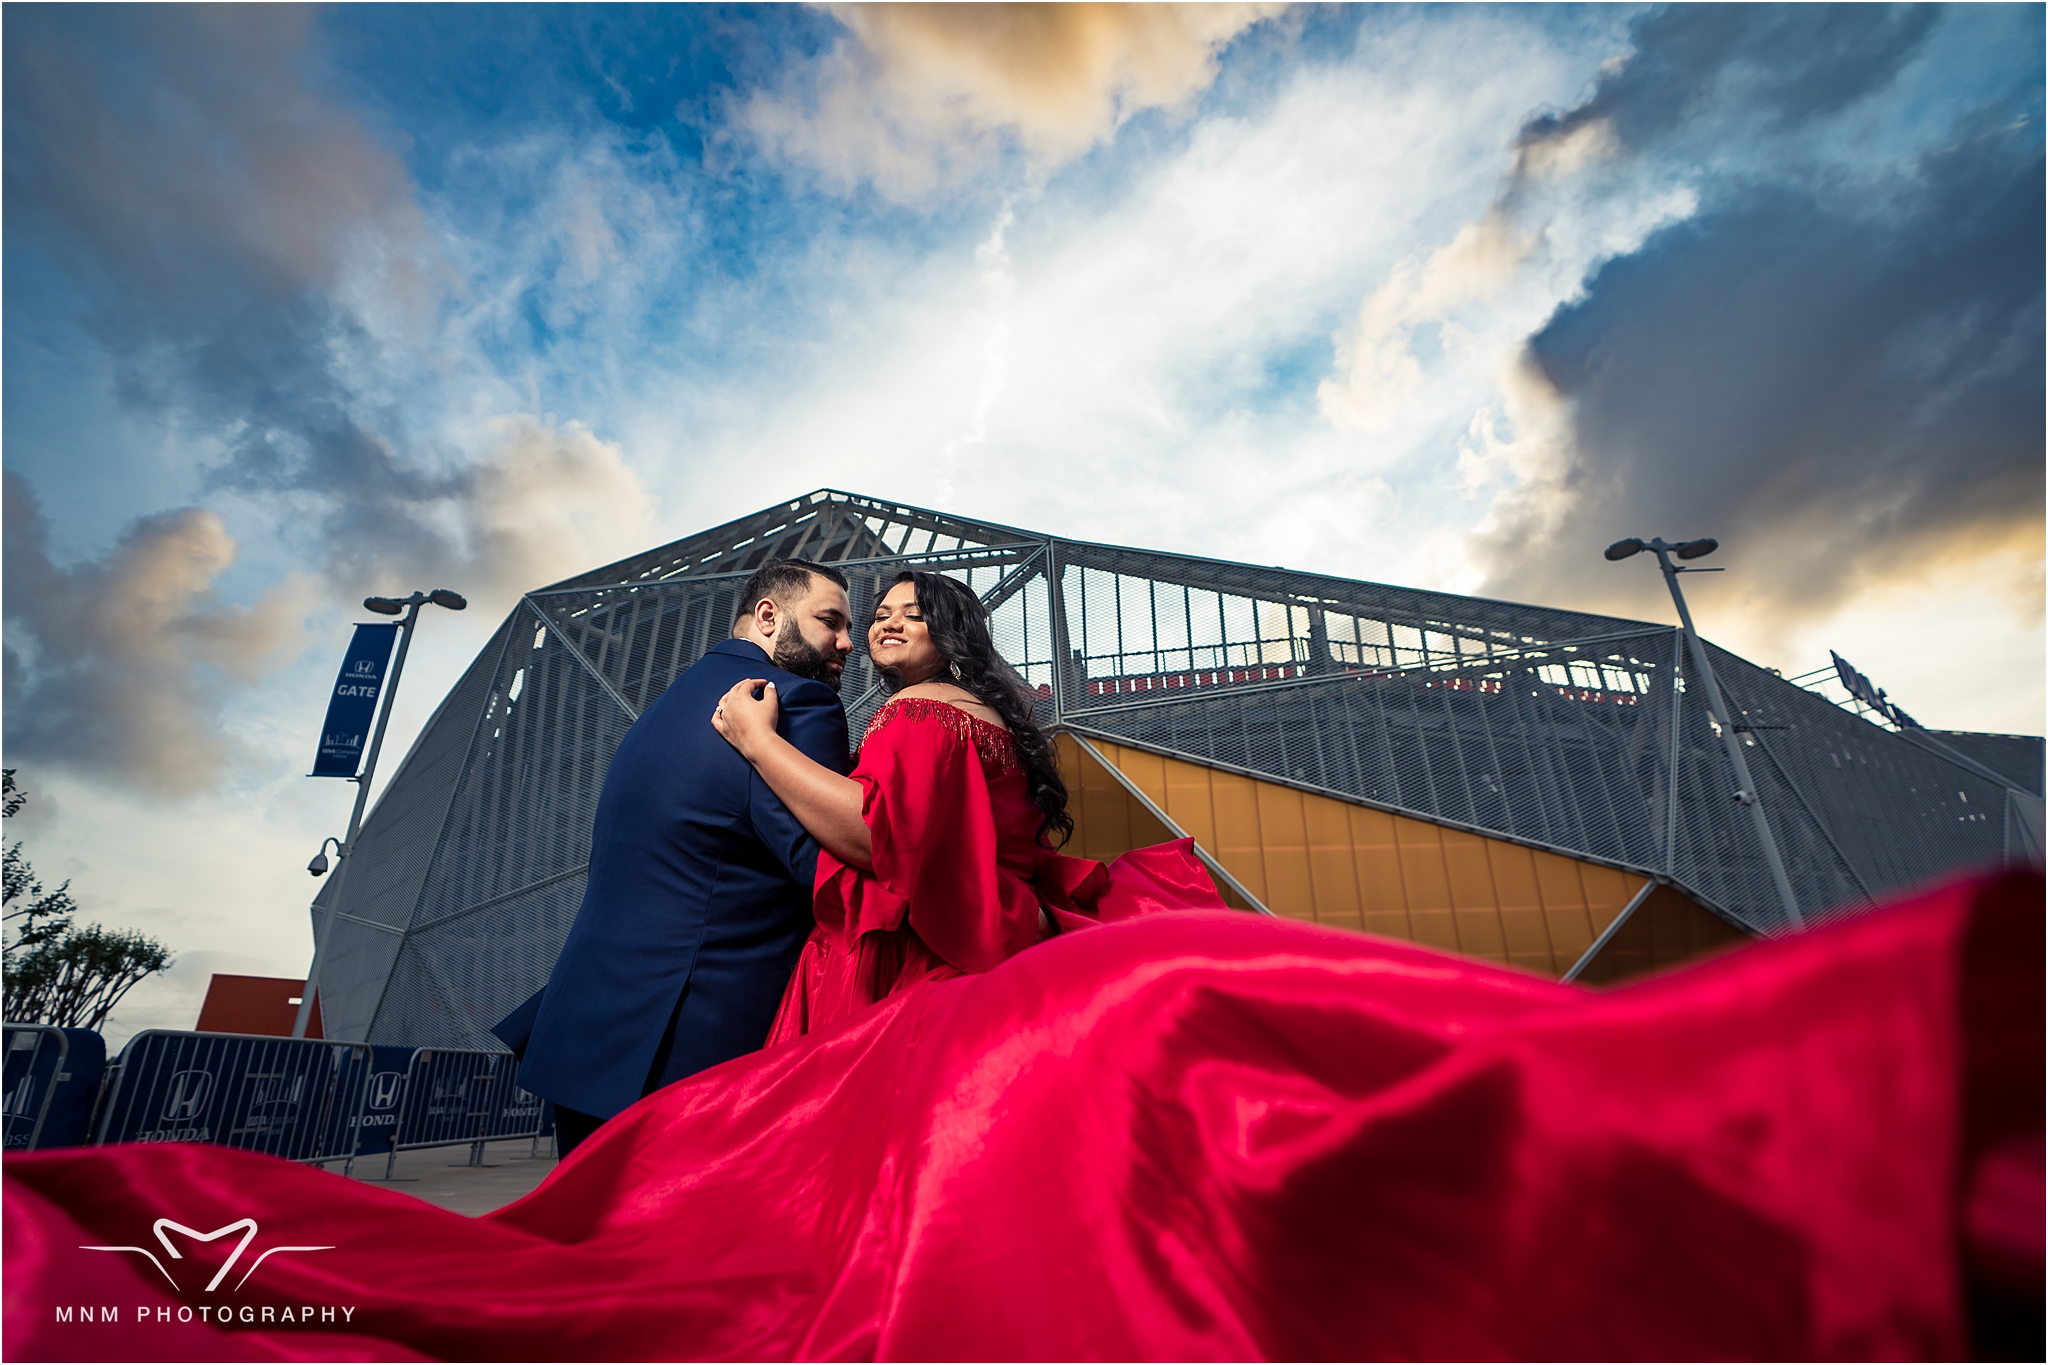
4;771;78;954
3;770;173;1030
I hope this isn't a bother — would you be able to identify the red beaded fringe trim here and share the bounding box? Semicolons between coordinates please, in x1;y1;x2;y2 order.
863;696;1021;776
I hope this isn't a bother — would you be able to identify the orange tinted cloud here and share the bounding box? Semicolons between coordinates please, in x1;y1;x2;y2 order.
3;474;311;795
740;3;1279;197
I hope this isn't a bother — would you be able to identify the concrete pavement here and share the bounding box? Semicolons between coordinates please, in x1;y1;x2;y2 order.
329;1136;561;1217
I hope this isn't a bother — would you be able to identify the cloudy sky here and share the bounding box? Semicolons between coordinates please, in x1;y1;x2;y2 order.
5;3;2041;1045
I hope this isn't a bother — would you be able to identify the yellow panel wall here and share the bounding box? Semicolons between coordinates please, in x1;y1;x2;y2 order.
1056;732;1176;864
1064;733;1746;981
1051;734;1252;911
1577;886;1749;985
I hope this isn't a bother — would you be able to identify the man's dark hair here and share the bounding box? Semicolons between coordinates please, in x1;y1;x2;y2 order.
731;559;848;630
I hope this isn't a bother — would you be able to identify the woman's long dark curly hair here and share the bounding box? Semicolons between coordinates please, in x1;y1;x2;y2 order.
874;570;1072;847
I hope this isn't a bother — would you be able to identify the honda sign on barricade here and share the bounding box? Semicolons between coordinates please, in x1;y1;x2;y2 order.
316;1044;417;1174
490;1064;554;1148
483;1058;555;1162
383;1048;551;1176
94;1031;372;1164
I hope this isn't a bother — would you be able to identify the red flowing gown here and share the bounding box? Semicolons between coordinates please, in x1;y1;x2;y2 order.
767;696;1226;1044
4;846;2040;1355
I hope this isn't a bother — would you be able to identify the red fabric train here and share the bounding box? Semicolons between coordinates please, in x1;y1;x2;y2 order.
5;870;2041;1361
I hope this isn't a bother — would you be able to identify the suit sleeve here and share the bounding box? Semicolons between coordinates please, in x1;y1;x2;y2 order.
745;677;852;888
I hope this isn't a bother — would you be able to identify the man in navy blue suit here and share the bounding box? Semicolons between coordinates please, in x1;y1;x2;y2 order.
502;559;854;1155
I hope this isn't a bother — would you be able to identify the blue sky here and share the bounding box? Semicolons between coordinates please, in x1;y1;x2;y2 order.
4;3;2041;1043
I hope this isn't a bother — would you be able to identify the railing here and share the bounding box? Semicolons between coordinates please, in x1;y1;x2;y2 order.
312;1043;419;1176
7;1027;554;1178
383;1047;553;1179
4;1025;68;1152
1082;664;1303;697
4;1024;109;1153
93;1030;373;1167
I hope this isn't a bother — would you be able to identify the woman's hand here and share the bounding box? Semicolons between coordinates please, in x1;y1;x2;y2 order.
712;678;780;759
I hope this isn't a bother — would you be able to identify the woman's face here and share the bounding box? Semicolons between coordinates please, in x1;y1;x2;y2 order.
869;581;944;684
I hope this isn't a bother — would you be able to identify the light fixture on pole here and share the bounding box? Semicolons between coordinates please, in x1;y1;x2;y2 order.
293;589;467;1039
1606;537;1805;932
307;836;343;878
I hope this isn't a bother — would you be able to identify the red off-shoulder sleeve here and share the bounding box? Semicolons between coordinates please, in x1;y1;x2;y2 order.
812;699;1039;974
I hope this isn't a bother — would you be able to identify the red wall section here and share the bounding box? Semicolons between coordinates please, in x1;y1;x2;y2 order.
195;974;322;1038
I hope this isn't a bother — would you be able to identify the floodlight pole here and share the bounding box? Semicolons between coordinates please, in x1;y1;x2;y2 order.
293;593;437;1039
1637;538;1805;933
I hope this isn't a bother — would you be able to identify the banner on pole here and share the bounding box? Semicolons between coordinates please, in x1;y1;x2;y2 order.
311;624;400;777
1829;650;1920;730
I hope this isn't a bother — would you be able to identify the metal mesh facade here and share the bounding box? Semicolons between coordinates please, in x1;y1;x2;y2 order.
312;490;2042;1047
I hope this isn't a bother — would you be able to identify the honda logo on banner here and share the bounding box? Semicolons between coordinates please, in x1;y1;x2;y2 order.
366;1072;404;1110
162;1071;214;1122
500;1082;544;1121
310;623;400;778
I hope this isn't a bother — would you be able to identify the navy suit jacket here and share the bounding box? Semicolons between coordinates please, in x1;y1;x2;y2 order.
509;638;850;1119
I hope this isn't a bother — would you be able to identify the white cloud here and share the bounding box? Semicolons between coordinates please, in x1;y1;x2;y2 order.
462;413;659;596
705;10;1599;585
1318;207;1537;434
736;2;1281;198
1512;115;1620;182
4;476;317;795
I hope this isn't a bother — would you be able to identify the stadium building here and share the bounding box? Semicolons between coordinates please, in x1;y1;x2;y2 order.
308;491;2045;1049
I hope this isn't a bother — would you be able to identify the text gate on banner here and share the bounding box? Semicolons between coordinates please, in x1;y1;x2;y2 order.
94;1030;372;1164
311;623;401;778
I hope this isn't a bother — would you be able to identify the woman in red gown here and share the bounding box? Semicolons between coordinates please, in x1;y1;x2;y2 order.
3;572;2040;1360
710;570;1226;1045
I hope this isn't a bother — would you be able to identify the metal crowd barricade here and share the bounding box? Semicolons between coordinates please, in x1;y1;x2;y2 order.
93;1030;373;1166
383;1047;551;1178
3;1024;70;1152
313;1044;419;1177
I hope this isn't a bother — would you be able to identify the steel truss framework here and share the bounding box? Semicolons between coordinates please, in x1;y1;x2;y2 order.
310;491;2043;1048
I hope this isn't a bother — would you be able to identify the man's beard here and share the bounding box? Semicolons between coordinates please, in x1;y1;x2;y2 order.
773;632;844;691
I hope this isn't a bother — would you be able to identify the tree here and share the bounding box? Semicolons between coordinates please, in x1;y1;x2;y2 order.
3;770;173;1029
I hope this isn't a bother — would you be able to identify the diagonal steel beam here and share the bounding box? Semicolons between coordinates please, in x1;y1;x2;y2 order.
1560;876;1658;983
1065;730;1274;916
